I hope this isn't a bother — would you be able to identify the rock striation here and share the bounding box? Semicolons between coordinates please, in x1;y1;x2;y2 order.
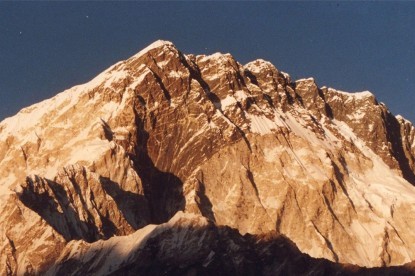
1;40;415;274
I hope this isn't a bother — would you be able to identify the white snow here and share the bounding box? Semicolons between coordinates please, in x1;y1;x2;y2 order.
65;223;158;275
65;139;111;167
0;85;84;141
0;181;13;200
246;113;281;135
113;127;130;141
353;91;374;100
282;112;323;146
280;71;290;80
295;77;314;83
220;95;237;110
103;70;128;89
47;212;207;275
174;118;211;159
198;52;226;62
0;54;131;144
263;146;284;163
263;196;281;209
333;119;415;215
234;90;248;101
2;40;415;270
197;53;235;73
330;88;374;100
293;147;330;182
395;114;411;124
132;40;174;59
348;219;388;264
129;68;151;88
168;70;182;78
214;183;239;212
244;59;273;73
82;61;125;89
101;101;119;119
346;109;366;120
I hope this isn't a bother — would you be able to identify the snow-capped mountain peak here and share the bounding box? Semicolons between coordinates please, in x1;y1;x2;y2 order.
1;40;415;275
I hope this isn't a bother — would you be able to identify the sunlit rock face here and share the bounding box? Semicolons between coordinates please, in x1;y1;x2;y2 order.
1;40;415;274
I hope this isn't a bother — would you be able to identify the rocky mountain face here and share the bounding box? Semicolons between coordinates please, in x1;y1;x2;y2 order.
1;40;415;275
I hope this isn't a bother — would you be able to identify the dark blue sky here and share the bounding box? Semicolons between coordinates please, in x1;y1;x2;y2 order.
1;2;414;122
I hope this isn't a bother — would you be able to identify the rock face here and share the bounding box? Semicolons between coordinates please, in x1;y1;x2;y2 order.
1;40;415;274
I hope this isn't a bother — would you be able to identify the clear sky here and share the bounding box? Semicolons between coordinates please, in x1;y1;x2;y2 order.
1;2;414;123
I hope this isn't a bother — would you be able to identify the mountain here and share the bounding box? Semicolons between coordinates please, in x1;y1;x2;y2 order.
1;40;415;275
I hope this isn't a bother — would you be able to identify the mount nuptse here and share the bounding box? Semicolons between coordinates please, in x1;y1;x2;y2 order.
1;40;415;274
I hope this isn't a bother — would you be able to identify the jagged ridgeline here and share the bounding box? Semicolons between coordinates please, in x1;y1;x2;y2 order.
1;40;415;275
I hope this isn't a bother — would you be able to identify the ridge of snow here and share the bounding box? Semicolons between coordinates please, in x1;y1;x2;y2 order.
281;71;290;79
329;88;374;100
0;59;128;139
295;77;315;83
395;114;411;125
198;52;231;63
132;40;174;59
0;86;84;140
396;114;404;121
47;223;159;275
47;211;206;275
244;59;275;73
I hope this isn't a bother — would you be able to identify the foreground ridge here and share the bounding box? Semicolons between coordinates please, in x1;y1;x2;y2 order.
1;40;415;274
